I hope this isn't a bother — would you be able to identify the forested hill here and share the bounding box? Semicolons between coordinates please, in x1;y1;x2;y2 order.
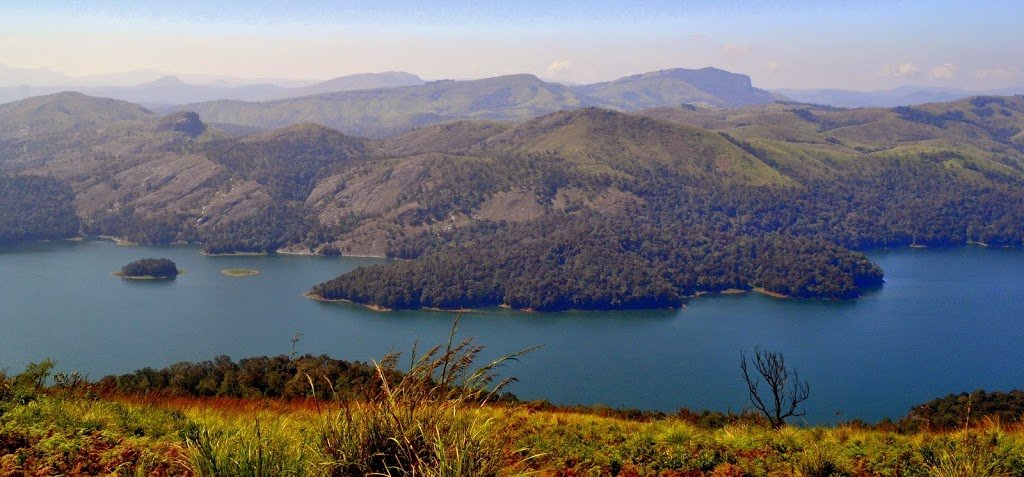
0;174;79;242
2;91;1024;309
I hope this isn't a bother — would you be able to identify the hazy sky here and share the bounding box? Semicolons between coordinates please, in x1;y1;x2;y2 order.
1;0;1021;90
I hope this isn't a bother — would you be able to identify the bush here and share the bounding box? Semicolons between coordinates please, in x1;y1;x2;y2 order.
318;318;537;476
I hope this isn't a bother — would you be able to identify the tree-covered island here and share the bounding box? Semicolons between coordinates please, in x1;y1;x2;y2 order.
115;258;180;279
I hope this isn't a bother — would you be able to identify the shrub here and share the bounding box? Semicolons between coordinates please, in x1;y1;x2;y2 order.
318;317;538;476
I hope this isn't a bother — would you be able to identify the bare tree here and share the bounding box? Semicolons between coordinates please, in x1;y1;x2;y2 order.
740;347;810;429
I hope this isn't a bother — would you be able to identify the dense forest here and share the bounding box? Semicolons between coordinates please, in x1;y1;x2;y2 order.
94;354;381;400
117;258;180;278
313;211;884;310
0;174;79;242
898;390;1024;431
312;156;1024;310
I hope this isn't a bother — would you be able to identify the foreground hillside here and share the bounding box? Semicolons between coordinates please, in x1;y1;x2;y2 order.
2;92;1024;309
3;356;1024;476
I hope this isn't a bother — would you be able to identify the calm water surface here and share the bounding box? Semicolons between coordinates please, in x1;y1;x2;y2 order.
1;240;1023;424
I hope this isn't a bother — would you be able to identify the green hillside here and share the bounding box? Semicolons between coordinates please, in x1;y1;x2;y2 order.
0;91;152;140
2;91;1024;309
0;174;79;241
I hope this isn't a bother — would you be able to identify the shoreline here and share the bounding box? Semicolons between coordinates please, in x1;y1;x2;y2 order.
220;268;260;277
304;292;393;312
113;271;183;280
693;288;749;298
202;251;268;257
306;294;687;314
98;235;139;246
752;287;790;299
422;306;477;313
275;249;314;256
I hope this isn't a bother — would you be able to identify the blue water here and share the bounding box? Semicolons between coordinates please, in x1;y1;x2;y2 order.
1;240;1022;424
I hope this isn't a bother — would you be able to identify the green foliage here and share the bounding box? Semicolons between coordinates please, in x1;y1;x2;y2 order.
96;354;381;400
8;353;1024;475
183;416;316;477
313;210;883;310
901;390;1024;431
118;257;179;278
923;432;1019;477
318;319;537;476
0;174;80;242
0;390;186;474
85;207;193;245
203;123;365;201
201;203;314;254
6;359;56;404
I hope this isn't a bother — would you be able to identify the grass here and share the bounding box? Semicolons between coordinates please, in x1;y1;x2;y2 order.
6;326;1024;476
220;268;260;278
6;391;1024;475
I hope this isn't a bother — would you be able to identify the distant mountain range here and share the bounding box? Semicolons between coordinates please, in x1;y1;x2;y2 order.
0;65;777;114
171;67;778;137
0;71;426;106
7;62;1024;113
777;86;1024;108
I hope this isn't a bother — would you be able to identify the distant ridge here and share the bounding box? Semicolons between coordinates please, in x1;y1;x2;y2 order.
777;86;1024;108
176;74;599;138
172;67;776;137
0;91;152;139
0;71;426;106
575;67;776;109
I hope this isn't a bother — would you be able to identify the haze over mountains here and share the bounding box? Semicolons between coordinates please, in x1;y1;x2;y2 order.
1;65;780;136
777;86;1024;108
173;68;778;138
1;64;775;109
0;70;426;106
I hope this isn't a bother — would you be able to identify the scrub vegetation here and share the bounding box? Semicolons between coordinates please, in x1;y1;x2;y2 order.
5;327;1024;476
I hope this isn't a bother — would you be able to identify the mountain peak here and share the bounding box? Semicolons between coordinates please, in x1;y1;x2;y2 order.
143;75;188;87
0;91;152;137
244;122;355;144
298;72;425;95
155;111;205;137
575;66;773;109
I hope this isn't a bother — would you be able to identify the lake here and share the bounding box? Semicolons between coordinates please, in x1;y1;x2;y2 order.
1;239;1022;424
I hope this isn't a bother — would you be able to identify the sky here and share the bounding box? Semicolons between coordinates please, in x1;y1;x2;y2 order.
1;0;1022;90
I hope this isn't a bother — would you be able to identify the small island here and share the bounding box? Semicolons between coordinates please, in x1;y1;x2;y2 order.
220;268;260;278
115;258;180;280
